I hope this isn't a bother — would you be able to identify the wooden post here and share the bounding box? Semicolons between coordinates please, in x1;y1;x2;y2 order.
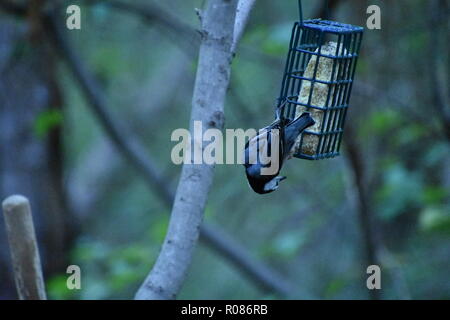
2;195;47;300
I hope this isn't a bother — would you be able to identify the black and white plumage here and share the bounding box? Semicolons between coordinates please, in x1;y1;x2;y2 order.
243;110;315;194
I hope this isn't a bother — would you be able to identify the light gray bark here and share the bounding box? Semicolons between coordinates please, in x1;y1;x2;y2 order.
2;195;47;300
231;0;257;54
135;0;240;300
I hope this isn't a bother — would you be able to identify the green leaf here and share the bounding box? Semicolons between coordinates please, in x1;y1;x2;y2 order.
47;274;78;300
419;207;450;234
270;231;307;258
422;186;448;205
109;261;144;291
150;217;169;242
34;109;63;139
368;109;402;134
324;278;347;298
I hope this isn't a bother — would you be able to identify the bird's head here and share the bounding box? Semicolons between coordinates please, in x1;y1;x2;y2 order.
246;175;286;194
263;176;287;193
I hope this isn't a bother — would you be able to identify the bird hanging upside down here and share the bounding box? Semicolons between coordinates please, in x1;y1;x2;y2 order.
243;105;315;194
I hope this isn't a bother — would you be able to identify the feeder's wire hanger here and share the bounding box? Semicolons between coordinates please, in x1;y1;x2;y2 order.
298;0;304;25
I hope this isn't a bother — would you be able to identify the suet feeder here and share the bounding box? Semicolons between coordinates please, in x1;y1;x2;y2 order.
277;0;363;160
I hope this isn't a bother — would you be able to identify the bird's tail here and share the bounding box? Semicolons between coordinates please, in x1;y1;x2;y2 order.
283;112;315;154
286;112;315;136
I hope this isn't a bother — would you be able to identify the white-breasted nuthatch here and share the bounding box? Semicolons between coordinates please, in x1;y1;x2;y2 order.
243;106;315;194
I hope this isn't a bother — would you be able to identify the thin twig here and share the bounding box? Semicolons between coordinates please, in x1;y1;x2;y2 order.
231;0;257;55
86;0;199;55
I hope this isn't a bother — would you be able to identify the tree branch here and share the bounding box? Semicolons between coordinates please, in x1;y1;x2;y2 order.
231;0;257;55
43;8;296;298
135;0;239;300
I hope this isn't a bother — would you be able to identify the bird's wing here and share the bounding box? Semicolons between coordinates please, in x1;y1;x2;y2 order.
244;117;286;167
245;130;268;165
248;127;283;164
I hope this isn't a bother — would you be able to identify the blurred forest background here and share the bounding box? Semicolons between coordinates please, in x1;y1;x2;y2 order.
0;0;449;299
